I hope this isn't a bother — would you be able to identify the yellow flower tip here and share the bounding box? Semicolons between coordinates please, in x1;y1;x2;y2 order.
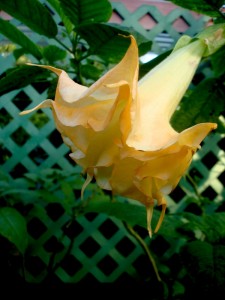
154;204;167;234
146;198;167;237
146;204;154;238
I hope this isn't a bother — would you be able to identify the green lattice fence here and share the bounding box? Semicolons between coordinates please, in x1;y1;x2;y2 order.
0;0;224;284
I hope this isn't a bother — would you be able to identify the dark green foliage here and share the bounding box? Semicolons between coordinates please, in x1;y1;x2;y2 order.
78;23;152;63
168;0;224;17
58;0;113;27
0;207;28;254
181;241;225;297
0;19;42;59
42;45;67;64
211;45;225;76
0;66;50;96
0;0;58;37
171;77;225;132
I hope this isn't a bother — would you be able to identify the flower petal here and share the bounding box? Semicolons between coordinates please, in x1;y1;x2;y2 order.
127;40;207;151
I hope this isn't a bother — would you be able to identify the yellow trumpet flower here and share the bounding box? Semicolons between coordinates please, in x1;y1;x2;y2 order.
20;35;217;237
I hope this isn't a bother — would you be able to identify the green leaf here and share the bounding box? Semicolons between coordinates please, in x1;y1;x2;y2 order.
42;45;67;63
107;23;153;56
171;78;225;133
182;241;225;294
79;23;151;63
0;0;58;38
79;23;130;63
0;207;28;254
46;0;74;33
83;196;183;238
0;19;42;59
182;212;225;243
0;65;50;96
211;45;225;76
59;0;112;27
80;63;104;81
168;0;224;17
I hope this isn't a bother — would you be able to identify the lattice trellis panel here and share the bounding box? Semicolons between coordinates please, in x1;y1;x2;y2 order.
110;1;208;53
0;0;224;284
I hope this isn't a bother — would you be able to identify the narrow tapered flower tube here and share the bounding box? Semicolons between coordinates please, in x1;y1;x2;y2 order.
20;34;217;237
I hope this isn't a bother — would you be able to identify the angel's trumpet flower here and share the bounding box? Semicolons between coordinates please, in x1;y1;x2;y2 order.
20;35;217;237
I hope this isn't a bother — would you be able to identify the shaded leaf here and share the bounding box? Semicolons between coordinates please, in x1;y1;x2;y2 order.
0;18;42;59
182;212;225;243
0;65;50;96
0;0;58;38
83;196;183;238
171;78;225;133
168;0;224;17
0;207;28;254
42;45;67;63
79;23;151;63
59;0;112;27
182;241;225;295
211;44;225;76
80;62;104;81
108;23;153;56
46;0;74;33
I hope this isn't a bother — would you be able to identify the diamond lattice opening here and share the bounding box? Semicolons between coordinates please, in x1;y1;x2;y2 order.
201;151;218;169
85;212;98;221
12;91;32;111
170;185;186;203
31;81;50;94
48;129;62;148
0;144;12;164
217;137;225;149
111;9;124;23
27;217;48;239
29;110;50;129
79;237;101;258
218;171;225;186
62;220;83;239
60;254;82;276
43;236;64;253
97;255;118;276
98;219;119;239
28;146;48;165
9;163;28;179
115;236;136;257
139;12;157;30
172;16;190;33
10;126;30;146
201;186;218;200
0;107;13;127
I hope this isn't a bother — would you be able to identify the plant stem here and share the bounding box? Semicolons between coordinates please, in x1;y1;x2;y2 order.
186;173;201;199
124;222;162;282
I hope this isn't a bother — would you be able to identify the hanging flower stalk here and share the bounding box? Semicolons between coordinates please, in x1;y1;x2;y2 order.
20;34;218;237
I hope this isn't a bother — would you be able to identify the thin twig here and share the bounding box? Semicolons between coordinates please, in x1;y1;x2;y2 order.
186;173;201;199
124;222;162;282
